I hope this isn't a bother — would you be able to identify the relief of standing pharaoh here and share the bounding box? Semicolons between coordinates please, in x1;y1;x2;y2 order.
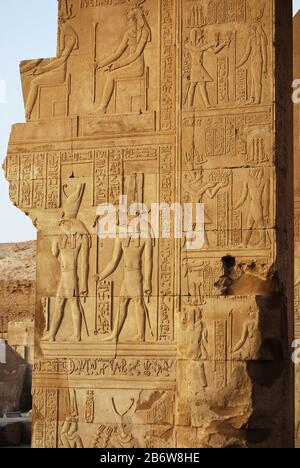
233;168;270;248
98;214;153;342
183;162;227;248
95;0;151;114
42;184;91;342
184;28;231;108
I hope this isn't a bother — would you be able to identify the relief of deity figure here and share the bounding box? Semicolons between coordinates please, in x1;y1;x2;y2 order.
110;398;137;448
195;309;209;361
183;305;209;358
42;219;91;342
232;307;260;360
95;0;151;114
234;168;269;248
236;8;268;105
110;424;137;449
184;29;231;108
21;18;78;120
43;184;91;342
61;416;84;449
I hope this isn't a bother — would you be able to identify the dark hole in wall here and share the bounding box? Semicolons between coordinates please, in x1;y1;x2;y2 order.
222;255;236;273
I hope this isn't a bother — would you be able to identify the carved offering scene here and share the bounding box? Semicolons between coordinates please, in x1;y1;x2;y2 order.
182;0;271;111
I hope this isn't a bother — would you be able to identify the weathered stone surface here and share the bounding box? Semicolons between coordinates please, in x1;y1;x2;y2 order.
4;0;293;448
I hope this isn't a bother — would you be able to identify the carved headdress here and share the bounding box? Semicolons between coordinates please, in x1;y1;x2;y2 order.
126;0;151;41
58;0;76;23
62;184;85;219
127;0;146;6
251;1;265;21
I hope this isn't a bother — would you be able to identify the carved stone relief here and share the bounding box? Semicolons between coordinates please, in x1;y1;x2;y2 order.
4;0;293;448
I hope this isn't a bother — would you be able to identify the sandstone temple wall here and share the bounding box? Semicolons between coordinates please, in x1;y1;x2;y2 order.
3;0;294;448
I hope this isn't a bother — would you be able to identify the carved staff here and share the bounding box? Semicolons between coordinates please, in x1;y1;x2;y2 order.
93;216;100;335
143;298;154;338
92;22;99;104
229;310;233;377
79;299;90;337
71;389;78;416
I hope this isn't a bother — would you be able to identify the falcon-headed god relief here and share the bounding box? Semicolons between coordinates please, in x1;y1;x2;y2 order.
42;184;91;342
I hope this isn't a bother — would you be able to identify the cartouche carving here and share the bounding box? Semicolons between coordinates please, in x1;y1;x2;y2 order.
41;297;50;333
85;390;95;423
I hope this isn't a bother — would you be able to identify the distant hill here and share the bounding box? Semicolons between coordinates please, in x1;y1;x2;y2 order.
0;241;36;325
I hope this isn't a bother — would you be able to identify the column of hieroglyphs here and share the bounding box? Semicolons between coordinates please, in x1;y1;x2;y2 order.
4;0;293;448
294;8;300;449
177;0;293;448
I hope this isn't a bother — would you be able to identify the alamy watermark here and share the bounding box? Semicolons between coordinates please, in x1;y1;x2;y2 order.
96;196;205;250
292;79;300;104
292;340;300;364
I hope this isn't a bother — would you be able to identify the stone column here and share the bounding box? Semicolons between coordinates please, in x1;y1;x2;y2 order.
4;0;293;448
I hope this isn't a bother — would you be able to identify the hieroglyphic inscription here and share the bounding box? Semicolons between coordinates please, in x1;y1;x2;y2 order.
5;152;61;210
158;145;175;341
95;281;113;335
160;0;176;131
33;358;176;380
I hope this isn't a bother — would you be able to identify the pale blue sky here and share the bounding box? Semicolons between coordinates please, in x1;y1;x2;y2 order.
0;0;299;243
